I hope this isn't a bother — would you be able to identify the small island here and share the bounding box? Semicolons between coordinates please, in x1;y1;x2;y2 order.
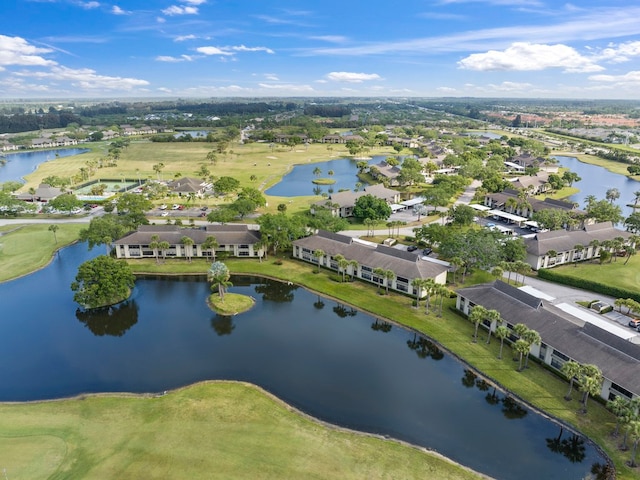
311;178;336;185
207;292;255;315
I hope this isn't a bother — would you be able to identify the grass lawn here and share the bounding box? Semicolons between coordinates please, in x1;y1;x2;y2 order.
21;140;397;216
0;223;84;282
550;254;640;292
127;255;639;479
0;382;484;480
208;292;255;315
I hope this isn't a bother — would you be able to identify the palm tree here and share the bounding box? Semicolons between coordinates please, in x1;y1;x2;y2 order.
384;269;395;294
313;249;325;273
469;305;488;343
521;328;541;368
436;284;450;317
514;339;530;371
606;187;620;204
149;234;161;264
158;240;170;262
337;256;350;282
495;325;510;359
422;278;436;314
202;235;218;260
152;162;165;181
572;244;583;265
180;235;194;262
313;166;322;178
485;309;503;345
207;261;232;300
561;360;581;401
48;224;59;244
546;250;558;267
627;420;640;467
578;364;603;414
607;396;631;437
411;278;425;308
348;260;358;281
373;267;385;293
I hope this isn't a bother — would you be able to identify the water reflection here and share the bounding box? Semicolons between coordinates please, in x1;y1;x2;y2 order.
75;300;139;337
254;279;298;302
371;318;392;333
546;427;586;464
211;315;235;336
502;396;528;420
333;302;358;318
407;333;443;360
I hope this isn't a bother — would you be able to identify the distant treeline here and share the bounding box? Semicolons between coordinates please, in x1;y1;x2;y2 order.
174;101;297;115
0;112;81;134
303;105;352;117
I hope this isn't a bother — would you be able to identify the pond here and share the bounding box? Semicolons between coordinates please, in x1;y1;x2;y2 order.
0;148;89;183
173;130;210;139
553;155;640;216
265;155;389;197
0;242;608;479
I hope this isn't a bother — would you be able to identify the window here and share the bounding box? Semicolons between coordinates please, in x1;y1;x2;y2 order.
397;276;408;284
361;265;372;272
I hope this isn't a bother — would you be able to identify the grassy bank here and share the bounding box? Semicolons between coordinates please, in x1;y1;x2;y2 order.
127;256;637;479
545;254;640;293
554;150;638;178
0;382;485;480
0;223;84;282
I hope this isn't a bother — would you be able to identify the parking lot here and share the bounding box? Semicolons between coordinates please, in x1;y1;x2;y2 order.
150;204;209;218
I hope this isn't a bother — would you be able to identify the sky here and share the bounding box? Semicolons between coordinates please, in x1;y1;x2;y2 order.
3;0;640;99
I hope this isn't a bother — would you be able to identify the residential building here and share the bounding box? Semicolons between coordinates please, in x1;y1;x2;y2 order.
15;183;62;202
311;184;400;218
484;188;584;220
456;280;640;402
524;221;635;270
292;230;448;296
166;177;211;196
114;224;264;259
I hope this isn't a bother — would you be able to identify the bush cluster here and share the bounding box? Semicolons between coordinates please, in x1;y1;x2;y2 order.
538;268;640;302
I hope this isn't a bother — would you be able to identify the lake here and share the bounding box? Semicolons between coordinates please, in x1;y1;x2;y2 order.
264;156;383;197
0;242;608;480
0;148;89;183
553;155;640;216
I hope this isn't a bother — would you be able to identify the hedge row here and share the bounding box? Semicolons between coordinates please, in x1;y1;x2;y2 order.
537;268;640;303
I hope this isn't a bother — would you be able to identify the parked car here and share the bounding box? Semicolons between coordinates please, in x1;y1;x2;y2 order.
161;211;169;217
200;206;208;211
159;204;167;210
422;248;433;256
407;245;418;252
628;318;640;329
172;204;180;210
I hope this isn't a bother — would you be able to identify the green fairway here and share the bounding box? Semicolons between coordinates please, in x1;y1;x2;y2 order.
0;382;484;480
0;223;84;282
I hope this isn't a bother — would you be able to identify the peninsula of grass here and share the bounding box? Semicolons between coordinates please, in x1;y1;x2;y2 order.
311;177;336;185
0;382;484;480
208;292;255;315
0;223;84;282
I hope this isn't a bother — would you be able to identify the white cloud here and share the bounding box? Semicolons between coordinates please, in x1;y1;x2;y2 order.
230;45;274;54
257;83;315;93
486;81;534;91
589;71;640;86
458;42;603;73
162;5;199;16
596;41;640;63
157;17;166;23
111;5;129;15
325;72;382;83
309;35;349;44
77;1;100;8
17;65;149;90
0;35;57;67
155;55;193;62
174;34;196;42
437;86;457;93
196;46;234;56
264;73;279;81
183;0;206;4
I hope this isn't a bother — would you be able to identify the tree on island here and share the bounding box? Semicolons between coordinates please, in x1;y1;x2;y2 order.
208;261;232;300
71;255;135;309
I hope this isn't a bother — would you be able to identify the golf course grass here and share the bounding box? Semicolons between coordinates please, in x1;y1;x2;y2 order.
0;223;84;282
0;382;485;480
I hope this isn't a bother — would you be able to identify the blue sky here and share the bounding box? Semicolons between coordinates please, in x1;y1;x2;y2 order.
3;0;640;99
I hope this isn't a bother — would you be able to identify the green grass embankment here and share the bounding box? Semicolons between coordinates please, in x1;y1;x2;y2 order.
0;223;84;282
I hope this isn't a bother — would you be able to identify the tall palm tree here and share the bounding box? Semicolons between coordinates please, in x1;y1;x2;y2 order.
313;249;325;273
578;364;603;414
384;269;395;294
207;261;232;300
561;360;581;401
495;325;510;359
348;260;358;280
521;328;541;368
485;309;503;345
411;278;426;309
572;244;583;265
373;267;386;293
469;305;488;343
422;278;436;314
627;420;640;467
607;396;631;437
514;339;530;372
149;234;161;264
158;240;170;262
180;235;194;262
202;235;218;261
337;256;350;282
48;224;59;244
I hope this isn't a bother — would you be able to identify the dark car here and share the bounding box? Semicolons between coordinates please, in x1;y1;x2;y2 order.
628;318;640;329
201;206;208;211
407;245;418;252
422;248;433;256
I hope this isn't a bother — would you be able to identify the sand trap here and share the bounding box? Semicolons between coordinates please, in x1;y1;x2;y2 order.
267;156;278;159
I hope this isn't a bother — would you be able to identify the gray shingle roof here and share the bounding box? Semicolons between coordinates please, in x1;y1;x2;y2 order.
457;281;640;396
524;222;632;256
114;224;261;246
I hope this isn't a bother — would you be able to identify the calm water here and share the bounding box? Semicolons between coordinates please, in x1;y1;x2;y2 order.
0;148;89;183
0;242;607;479
553;155;640;216
265;156;384;197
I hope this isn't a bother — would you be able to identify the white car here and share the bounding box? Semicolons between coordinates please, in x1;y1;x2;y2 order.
172;204;180;210
161;211;169;217
159;204;167;210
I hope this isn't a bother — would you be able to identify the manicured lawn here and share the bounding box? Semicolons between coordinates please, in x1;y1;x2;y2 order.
0;382;483;480
208;292;255;315
0;223;84;282
21;140;397;216
550;254;640;293
130;255;639;479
